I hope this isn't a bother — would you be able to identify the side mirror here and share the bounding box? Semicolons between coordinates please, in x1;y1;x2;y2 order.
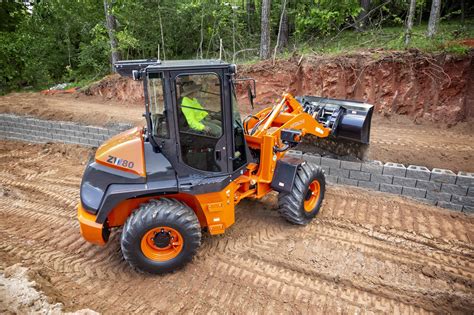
247;84;255;109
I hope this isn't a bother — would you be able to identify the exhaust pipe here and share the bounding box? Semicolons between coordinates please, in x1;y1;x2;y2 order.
296;96;374;144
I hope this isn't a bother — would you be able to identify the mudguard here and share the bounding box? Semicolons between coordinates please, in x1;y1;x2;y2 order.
270;155;306;193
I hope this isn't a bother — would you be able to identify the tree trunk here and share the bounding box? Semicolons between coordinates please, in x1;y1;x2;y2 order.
461;0;465;24
427;0;441;38
247;0;256;34
277;0;288;51
103;0;120;71
405;0;416;46
260;0;272;59
356;0;371;31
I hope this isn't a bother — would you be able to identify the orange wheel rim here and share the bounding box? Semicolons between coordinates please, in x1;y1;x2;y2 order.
304;180;320;212
140;227;183;262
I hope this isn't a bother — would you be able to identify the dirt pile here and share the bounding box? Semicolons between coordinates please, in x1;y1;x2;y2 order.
239;50;473;125
0;263;98;314
84;74;143;105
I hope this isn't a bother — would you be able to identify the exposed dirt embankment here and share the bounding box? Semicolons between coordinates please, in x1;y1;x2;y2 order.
239;51;473;125
84;74;144;105
84;51;473;125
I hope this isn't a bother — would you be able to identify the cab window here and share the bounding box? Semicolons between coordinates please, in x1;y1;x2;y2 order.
176;73;223;172
147;73;169;138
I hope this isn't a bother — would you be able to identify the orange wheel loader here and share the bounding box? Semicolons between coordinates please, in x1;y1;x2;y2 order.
78;59;373;274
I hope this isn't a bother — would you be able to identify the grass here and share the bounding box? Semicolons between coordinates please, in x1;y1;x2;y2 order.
236;19;474;64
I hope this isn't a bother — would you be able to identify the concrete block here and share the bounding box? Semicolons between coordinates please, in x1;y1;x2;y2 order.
416;180;441;191
383;162;406;177
287;150;303;158
426;191;451;202
320;166;330;174
321;157;341;168
330;168;349;178
358;180;379;191
468;187;474;197
441;184;468;196
463;205;474;214
325;175;338;184
437;201;463;211
451;195;474;206
380;183;402;195
303;153;321;165
402;187;426;198
406;165;431;180
456;171;474;187
74;130;85;138
393;176;417;187
430;168;456;184
361;160;383;174
349;170;371;181
340;160;361;171
338;177;358;186
371;174;393;184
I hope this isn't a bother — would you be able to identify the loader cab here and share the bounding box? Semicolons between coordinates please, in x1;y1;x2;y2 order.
136;60;250;194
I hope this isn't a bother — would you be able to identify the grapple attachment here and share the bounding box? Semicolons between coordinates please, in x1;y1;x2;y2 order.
296;96;374;144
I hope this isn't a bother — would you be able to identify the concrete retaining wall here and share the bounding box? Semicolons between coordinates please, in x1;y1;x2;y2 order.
0;114;131;147
287;150;474;214
0;113;472;213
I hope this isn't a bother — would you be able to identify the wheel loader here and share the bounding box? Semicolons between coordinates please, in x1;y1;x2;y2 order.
78;59;373;274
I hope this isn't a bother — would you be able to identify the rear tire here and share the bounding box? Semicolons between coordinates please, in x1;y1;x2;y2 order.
277;162;325;225
121;198;201;274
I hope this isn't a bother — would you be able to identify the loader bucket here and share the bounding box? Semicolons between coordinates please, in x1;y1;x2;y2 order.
296;96;374;144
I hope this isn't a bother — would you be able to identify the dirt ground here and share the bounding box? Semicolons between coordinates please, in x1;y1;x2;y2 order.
1;92;473;172
0;140;473;313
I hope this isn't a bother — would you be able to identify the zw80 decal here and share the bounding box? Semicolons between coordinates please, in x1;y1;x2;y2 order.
107;155;135;169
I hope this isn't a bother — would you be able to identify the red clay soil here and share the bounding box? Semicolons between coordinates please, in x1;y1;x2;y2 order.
238;50;473;126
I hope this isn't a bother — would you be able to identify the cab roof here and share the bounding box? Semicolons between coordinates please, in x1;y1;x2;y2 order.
115;59;230;77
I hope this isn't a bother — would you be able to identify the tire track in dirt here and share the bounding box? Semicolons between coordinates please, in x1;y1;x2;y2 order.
1;140;473;313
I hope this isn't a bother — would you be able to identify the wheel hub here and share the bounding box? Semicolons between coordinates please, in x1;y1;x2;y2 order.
153;229;172;248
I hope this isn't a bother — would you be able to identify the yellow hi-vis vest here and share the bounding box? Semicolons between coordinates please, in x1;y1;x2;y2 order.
181;97;208;131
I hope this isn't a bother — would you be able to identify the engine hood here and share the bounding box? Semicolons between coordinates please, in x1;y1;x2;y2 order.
95;127;146;177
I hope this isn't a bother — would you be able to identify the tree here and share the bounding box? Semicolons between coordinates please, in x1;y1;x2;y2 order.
277;0;288;51
405;0;416;46
103;0;120;70
427;0;441;38
356;0;371;31
260;0;271;59
246;0;256;34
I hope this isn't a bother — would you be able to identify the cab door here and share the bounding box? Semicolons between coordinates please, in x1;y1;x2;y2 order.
170;70;231;191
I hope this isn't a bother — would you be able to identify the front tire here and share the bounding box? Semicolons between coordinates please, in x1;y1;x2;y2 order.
121;198;201;274
277;162;325;225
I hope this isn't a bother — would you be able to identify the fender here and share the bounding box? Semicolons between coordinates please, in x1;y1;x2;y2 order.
270;154;306;193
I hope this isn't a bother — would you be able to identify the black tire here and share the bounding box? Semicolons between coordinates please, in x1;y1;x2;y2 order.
120;198;201;274
277;162;326;225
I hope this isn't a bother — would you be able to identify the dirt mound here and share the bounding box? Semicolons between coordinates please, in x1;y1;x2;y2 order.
238;50;473;125
83;51;473;125
0;263;98;315
1;139;473;313
84;74;143;105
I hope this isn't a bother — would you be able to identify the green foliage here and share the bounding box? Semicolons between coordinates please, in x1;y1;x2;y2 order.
292;0;361;38
0;0;472;95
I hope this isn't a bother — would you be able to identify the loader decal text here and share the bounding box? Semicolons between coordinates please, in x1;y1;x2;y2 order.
107;155;135;169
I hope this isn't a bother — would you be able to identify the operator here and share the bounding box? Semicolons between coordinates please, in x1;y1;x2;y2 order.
180;79;221;137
